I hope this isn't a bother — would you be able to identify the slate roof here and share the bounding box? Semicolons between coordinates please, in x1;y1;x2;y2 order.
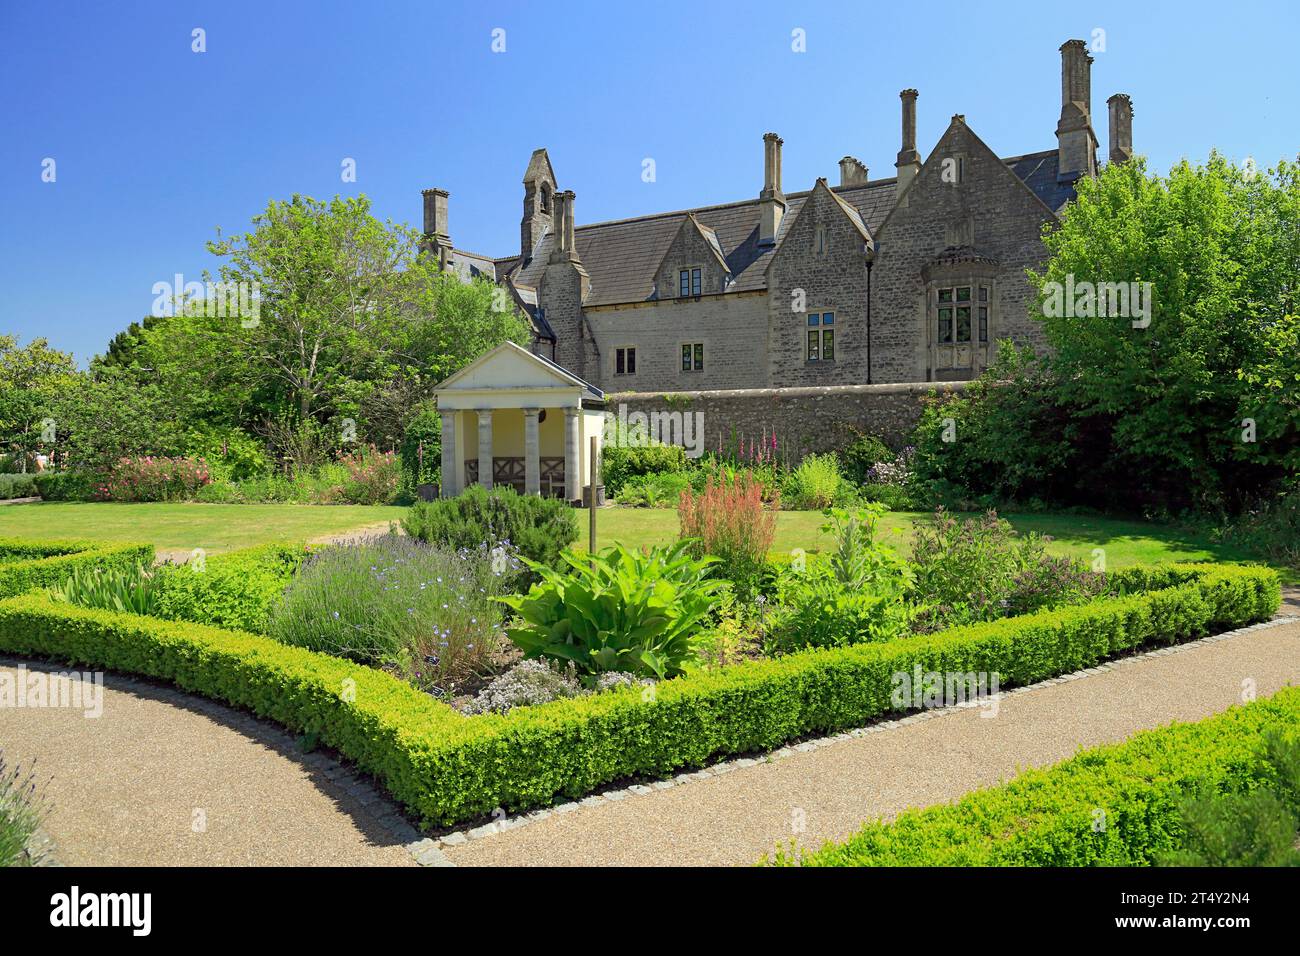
1003;149;1077;212
462;146;1075;313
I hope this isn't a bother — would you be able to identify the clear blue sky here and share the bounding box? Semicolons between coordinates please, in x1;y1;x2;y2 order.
2;0;1297;365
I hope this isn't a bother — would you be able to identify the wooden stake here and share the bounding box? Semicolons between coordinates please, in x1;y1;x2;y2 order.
589;434;598;556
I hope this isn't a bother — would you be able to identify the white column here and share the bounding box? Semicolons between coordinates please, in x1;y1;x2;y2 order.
439;410;456;497
523;407;541;495
477;409;494;490
563;406;580;502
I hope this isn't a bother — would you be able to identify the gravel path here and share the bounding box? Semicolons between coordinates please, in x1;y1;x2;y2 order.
443;615;1300;867
0;660;419;866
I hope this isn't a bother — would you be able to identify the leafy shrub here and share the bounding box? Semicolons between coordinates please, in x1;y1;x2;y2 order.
602;434;688;497
1156;728;1300;866
51;562;162;615
32;472;98;501
96;456;212;502
842;433;892;486
616;471;691;507
1212;483;1300;571
266;534;516;691
399;405;441;498
338;445;400;504
0;475;37;500
154;543;304;632
0;750;47;867
194;469;342;504
779;685;1300;866
402;484;578;573
910;509;1106;632
677;472;778;597
782;453;851;510
499;541;725;681
0;562;1276;828
183;426;270;481
765;507;914;654
465;659;582;714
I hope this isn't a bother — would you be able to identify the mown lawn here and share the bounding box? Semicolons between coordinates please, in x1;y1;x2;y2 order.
0;500;1287;581
588;507;1284;577
0;502;406;555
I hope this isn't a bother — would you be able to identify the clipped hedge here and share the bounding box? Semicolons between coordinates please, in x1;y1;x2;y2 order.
781;685;1300;866
0;560;1280;827
0;474;38;500
0;538;154;600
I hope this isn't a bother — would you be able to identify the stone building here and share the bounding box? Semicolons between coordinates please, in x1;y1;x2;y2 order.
420;39;1133;395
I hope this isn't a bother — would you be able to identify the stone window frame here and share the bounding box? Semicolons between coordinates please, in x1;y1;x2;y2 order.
679;341;705;373
920;256;1000;380
678;266;703;298
614;345;637;376
805;310;836;363
814;225;832;256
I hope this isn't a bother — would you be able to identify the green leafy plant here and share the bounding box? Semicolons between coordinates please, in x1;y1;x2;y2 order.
842;432;892;486
51;562;162;615
766;506;914;653
910;508;1105;632
615;471;691;507
601;425;688;497
154;543;305;633
782;453;851;510
402;484;578;575
499;541;725;681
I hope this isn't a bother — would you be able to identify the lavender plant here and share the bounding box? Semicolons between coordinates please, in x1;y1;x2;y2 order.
265;534;519;692
0;750;48;867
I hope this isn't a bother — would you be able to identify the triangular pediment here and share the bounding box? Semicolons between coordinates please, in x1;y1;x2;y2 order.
434;341;600;396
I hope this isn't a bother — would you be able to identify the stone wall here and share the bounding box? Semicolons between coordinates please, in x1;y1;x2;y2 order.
605;380;968;461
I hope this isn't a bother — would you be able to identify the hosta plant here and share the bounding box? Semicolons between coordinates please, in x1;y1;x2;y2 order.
498;541;725;681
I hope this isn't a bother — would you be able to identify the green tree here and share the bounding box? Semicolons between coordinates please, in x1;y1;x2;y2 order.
1030;153;1300;510
0;336;78;471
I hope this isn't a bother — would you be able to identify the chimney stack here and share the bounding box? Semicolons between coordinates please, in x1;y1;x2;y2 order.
1107;93;1134;166
838;156;869;187
895;89;921;199
1056;40;1098;182
759;132;786;245
420;188;452;269
549;190;580;263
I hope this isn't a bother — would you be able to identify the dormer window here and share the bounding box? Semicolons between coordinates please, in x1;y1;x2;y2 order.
679;267;702;297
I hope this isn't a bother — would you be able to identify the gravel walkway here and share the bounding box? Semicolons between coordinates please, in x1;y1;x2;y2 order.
442;615;1300;867
0;660;420;866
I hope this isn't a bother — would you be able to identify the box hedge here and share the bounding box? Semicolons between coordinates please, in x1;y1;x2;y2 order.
0;558;1280;828
780;684;1300;866
0;538;154;600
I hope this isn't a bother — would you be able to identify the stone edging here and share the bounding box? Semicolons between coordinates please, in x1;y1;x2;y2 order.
418;613;1300;866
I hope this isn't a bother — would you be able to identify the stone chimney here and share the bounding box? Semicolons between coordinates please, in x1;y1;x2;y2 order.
549;190;580;264
895;89;921;199
758;132;786;246
838;156;869;187
1107;93;1134;166
420;188;452;270
1056;40;1098;182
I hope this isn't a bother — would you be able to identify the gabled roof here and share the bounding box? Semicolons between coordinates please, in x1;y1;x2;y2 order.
651;213;732;292
500;139;1074;311
522;148;557;186
434;340;603;399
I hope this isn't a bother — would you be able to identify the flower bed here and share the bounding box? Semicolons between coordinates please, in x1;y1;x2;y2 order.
0;538;154;600
777;682;1300;866
0;554;1278;828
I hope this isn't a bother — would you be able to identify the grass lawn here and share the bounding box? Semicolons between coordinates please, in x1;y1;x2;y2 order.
0;502;406;555
0;500;1290;583
588;507;1291;579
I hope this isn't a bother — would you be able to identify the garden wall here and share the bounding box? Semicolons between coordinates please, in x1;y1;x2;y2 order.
604;381;968;460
